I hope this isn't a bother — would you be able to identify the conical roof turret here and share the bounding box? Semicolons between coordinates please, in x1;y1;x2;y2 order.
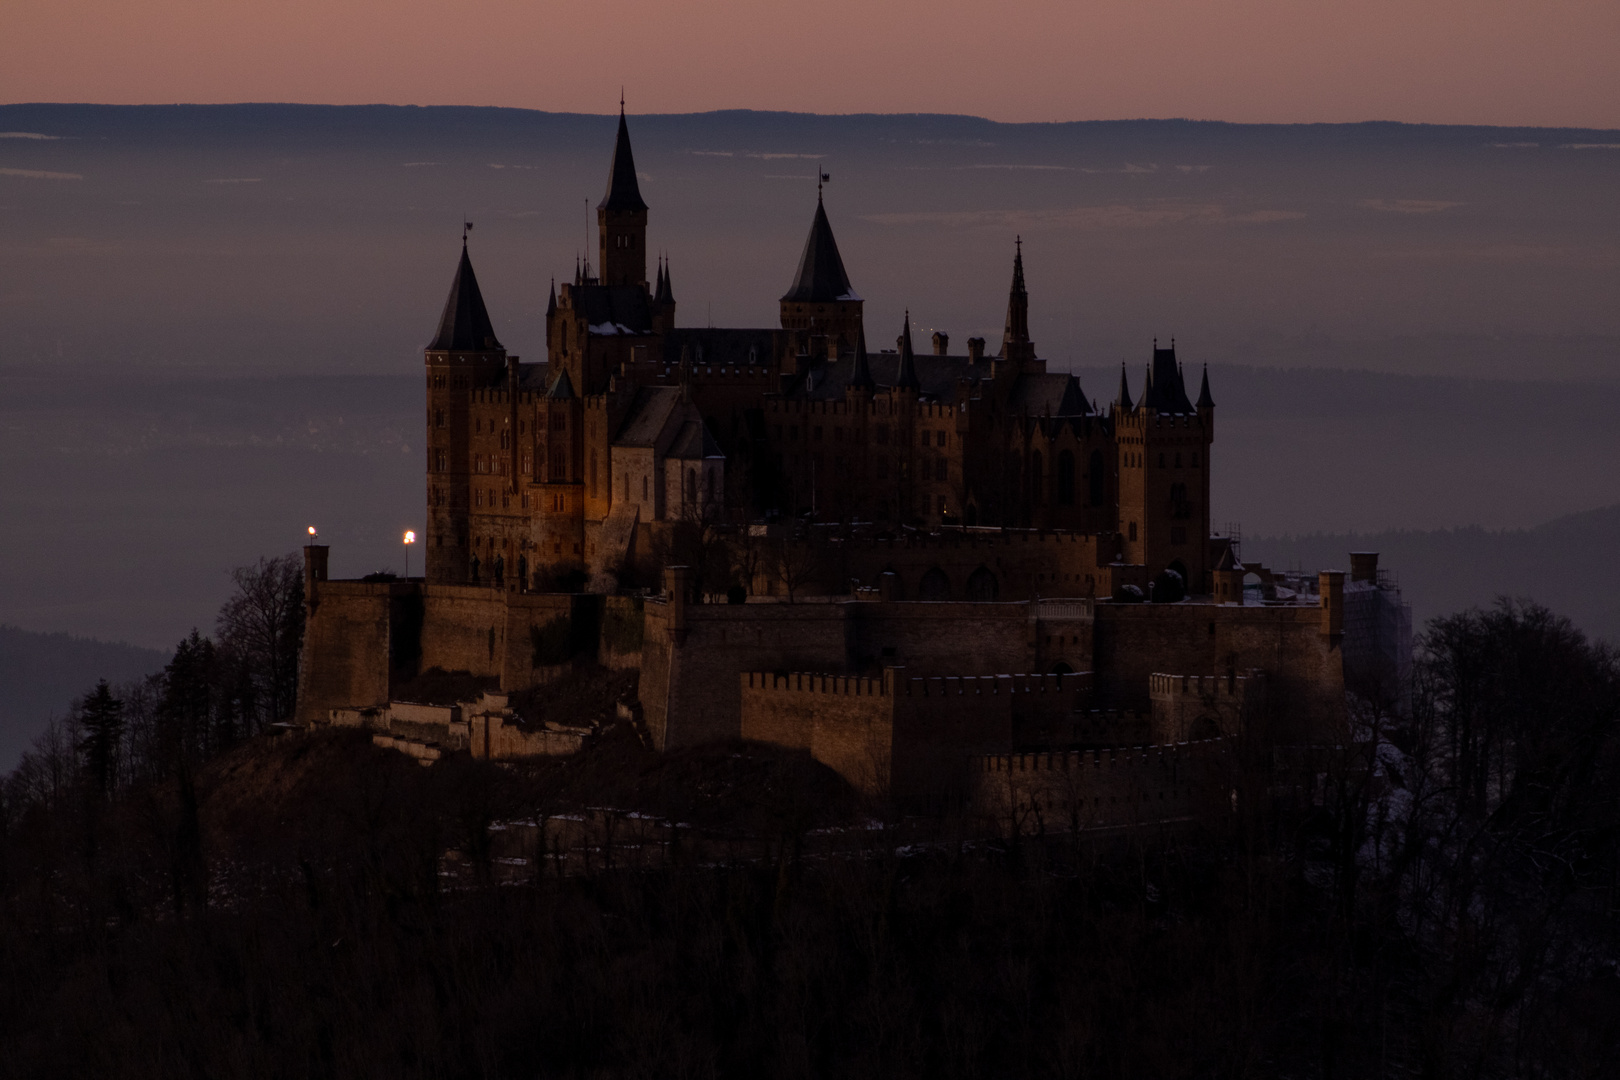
782;196;858;304
654;256;674;304
1197;363;1215;409
895;312;921;392
427;239;502;351
598;105;647;213
1115;363;1134;411
545;278;556;318
847;328;875;391
999;236;1034;362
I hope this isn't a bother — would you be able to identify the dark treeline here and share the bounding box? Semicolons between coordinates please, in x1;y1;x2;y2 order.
0;597;1617;1078
3;553;303;811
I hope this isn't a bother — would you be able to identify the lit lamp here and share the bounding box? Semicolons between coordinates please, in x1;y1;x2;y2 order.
307;525;317;540
403;530;416;579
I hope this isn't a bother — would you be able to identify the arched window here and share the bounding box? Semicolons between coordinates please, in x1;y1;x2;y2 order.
1057;450;1075;505
918;567;950;601
707;468;716;498
1088;450;1105;506
1030;452;1044;505
686;468;697;502
966;565;998;601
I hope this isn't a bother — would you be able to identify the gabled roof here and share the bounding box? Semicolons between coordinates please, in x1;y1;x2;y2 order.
1009;372;1090;417
598;109;647;213
613;386;683;448
570;284;655;335
781;198;859;304
668;419;725;461
427;243;502;352
546;369;576;399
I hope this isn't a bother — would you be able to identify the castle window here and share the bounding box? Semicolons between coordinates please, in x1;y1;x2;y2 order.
937;430;947;447
476;491;484;508
642;476;649;500
935;458;947;482
1057;450;1075;505
521;493;529;509
589;451;598;497
1088;450;1105;506
1129;522;1137;541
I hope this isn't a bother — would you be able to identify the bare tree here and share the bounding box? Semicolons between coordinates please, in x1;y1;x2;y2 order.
216;552;305;731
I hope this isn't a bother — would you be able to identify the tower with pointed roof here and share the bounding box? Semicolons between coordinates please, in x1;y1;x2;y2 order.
424;237;511;584
1114;339;1215;593
779;192;863;361
598;102;649;289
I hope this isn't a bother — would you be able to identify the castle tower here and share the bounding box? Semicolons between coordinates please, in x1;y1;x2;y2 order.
425;236;507;584
652;255;676;332
999;237;1036;366
1116;341;1214;592
597;104;648;289
779;192;863;358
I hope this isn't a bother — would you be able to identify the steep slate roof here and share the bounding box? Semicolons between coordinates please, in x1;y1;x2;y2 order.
1138;343;1196;413
427;243;502;351
572;284;655;335
598;109;647;213
661;327;776;367
1116;363;1134;410
781;198;859;303
516;362;551;392
613;386;683;447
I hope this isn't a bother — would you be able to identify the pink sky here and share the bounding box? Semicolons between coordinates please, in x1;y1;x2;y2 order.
4;0;1618;127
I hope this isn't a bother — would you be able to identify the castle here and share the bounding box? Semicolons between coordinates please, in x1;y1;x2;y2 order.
426;105;1213;599
297;108;1412;827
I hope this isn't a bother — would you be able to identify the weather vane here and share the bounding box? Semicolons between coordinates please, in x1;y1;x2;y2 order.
818;170;830;199
463;220;473;245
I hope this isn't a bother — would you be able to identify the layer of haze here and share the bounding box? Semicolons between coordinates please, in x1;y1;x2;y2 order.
1;104;1618;660
5;1;1620;128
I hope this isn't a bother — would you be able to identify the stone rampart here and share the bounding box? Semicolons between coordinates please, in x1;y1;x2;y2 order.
975;739;1229;834
1148;671;1265;744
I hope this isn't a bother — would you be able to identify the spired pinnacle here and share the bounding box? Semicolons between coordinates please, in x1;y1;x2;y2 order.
1197;363;1216;409
847;327;875;391
895;311;921;392
1116;362;1133;411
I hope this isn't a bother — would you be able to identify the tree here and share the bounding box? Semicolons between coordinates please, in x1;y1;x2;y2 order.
76;679;124;798
216;553;305;731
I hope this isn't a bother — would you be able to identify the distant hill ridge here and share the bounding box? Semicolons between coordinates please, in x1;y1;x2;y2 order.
0;625;169;772
1248;504;1620;646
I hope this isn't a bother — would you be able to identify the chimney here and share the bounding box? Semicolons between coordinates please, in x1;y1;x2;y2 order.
932;331;949;356
1318;571;1344;638
1349;552;1379;584
967;337;985;363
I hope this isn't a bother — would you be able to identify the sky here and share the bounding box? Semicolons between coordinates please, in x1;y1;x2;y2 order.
5;0;1620;128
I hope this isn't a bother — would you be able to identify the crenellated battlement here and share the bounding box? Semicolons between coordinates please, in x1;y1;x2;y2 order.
743;671;891;697
981;736;1225;775
1148;671;1261;700
740;670;1090;699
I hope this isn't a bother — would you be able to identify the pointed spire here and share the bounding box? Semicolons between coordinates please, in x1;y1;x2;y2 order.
598;104;647;213
999;236;1033;362
847;327;875;391
1197;363;1215;409
427;241;502;351
545;278;556;318
895;312;921;392
655;255;674;304
1116;363;1134;411
782;198;858;303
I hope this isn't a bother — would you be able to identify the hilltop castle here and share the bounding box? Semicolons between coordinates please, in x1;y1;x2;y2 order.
426;106;1214;599
297;108;1412;824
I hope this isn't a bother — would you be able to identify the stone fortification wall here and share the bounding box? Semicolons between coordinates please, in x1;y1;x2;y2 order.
975;739;1229;834
740;671;896;797
1148;671;1264;744
295;580;394;725
1092;603;1345;743
737;668;1094;802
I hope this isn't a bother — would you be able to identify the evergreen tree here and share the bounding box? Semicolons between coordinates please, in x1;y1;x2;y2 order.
76;679;124;798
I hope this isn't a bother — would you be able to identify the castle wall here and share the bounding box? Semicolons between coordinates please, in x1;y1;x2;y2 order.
740;671;896;797
1092;604;1344;743
974;740;1228;834
1148;672;1263;744
295;580;393;725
